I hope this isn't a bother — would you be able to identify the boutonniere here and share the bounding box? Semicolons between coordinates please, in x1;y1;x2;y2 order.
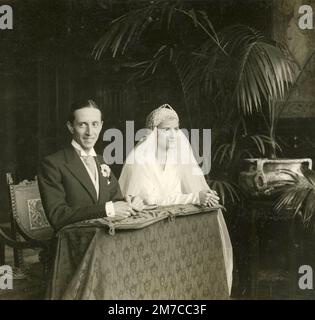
100;164;111;184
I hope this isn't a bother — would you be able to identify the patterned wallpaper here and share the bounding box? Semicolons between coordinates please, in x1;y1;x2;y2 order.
272;0;315;118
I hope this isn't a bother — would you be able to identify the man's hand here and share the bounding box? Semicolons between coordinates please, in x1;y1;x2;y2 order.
199;190;220;207
113;201;135;218
126;195;145;212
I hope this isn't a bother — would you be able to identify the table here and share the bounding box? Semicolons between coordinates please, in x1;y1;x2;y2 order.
46;206;229;300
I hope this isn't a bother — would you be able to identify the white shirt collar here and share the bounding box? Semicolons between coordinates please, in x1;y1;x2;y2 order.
71;140;97;157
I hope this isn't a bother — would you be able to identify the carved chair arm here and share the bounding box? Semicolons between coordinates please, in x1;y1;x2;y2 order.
0;226;44;250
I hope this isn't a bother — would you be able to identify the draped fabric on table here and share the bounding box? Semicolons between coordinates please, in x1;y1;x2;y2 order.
47;210;229;300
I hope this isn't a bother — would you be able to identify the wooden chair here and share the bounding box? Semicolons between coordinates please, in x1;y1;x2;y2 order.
0;173;54;279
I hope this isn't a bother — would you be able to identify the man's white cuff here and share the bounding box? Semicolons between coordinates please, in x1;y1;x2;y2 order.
105;201;115;217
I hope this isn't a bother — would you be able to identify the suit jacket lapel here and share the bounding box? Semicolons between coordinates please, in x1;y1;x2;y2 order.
95;156;109;204
64;147;98;203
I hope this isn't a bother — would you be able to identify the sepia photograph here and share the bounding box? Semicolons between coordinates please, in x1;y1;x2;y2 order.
0;0;315;302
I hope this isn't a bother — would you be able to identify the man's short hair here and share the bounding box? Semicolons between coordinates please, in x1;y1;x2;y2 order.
67;99;103;124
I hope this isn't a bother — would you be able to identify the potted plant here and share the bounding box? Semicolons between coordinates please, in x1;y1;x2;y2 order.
238;50;315;199
273;168;315;227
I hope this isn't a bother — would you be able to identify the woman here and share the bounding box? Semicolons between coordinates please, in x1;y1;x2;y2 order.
119;104;233;294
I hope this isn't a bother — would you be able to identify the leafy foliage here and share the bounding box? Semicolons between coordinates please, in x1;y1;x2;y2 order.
208;179;240;206
275;169;315;226
93;0;221;60
92;1;297;205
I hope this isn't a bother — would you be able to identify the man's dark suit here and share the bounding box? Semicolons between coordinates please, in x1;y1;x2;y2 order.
38;146;123;231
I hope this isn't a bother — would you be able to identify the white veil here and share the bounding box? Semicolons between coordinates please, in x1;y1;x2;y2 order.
119;127;210;196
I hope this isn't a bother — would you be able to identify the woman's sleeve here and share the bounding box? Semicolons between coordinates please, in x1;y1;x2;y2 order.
119;163;201;206
157;170;200;205
157;192;200;205
119;164;155;202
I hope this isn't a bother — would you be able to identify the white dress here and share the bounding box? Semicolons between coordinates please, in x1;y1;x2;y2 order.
125;160;200;205
119;128;233;294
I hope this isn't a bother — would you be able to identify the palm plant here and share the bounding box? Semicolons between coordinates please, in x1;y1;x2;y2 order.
271;50;315;226
275;169;315;227
92;0;296;205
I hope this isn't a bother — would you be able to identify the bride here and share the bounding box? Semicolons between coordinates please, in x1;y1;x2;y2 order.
119;104;233;294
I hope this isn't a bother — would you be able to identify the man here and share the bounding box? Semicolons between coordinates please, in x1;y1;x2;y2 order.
38;99;142;231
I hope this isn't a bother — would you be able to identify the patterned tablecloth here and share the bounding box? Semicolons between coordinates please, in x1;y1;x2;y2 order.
46;205;229;300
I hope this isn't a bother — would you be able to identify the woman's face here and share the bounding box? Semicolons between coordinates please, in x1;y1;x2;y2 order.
157;119;179;151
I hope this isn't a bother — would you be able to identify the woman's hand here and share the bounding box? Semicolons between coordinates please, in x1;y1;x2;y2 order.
199;190;220;207
126;195;145;212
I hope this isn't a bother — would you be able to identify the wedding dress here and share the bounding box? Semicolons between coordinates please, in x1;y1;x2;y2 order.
119;126;233;294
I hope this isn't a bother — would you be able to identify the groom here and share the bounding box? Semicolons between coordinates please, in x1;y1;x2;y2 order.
38;99;137;231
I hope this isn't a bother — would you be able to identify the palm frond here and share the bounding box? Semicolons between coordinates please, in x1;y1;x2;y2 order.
93;1;169;59
190;25;296;115
275;170;315;226
175;8;223;50
213;132;281;166
209;179;240;205
93;1;220;60
173;53;202;126
213;143;233;164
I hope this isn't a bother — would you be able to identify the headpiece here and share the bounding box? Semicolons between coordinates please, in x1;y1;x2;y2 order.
145;104;179;130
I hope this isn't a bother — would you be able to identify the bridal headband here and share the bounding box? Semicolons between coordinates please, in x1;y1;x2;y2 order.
145;104;179;130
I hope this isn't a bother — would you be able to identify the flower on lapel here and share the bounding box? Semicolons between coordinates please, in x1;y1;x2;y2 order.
100;164;111;183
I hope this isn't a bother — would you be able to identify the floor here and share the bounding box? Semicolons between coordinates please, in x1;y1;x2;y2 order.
1;244;315;300
232;269;315;300
0;247;46;300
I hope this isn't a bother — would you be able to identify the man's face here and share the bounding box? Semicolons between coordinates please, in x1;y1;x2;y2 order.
67;107;103;151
